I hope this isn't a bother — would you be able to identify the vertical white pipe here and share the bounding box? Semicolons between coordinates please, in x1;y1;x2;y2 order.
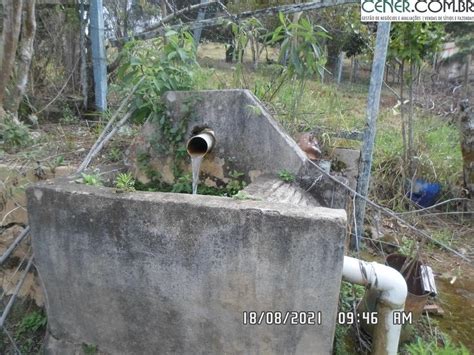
342;256;407;355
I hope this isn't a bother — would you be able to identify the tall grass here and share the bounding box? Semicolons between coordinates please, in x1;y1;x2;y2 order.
372;112;463;207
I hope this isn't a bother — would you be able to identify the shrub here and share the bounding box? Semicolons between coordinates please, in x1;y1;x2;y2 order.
115;28;199;124
115;172;136;192
0;116;31;149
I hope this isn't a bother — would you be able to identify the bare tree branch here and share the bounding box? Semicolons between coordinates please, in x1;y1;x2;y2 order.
111;0;358;46
395;198;471;215
77;76;145;173
145;0;219;33
78;110;134;173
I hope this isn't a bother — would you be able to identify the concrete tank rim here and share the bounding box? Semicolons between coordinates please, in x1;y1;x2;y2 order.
27;179;347;223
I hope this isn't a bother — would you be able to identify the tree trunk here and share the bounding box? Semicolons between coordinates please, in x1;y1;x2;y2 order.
400;60;407;165
326;42;339;76
62;10;81;93
0;0;23;121
249;34;257;69
352;58;359;82
408;62;415;177
193;0;208;47
459;103;474;204
80;0;88;110
336;51;344;85
291;10;302;55
90;0;108;111
350;57;354;82
255;36;262;69
160;0;167;18
464;54;471;99
8;0;37;116
122;0;129;38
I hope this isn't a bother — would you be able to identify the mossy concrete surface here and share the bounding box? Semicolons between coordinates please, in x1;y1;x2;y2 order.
127;89;306;187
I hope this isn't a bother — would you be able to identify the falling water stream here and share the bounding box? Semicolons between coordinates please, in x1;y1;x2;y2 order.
191;155;204;195
187;129;215;194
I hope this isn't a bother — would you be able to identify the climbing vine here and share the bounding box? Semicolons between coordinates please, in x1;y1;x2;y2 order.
150;96;201;179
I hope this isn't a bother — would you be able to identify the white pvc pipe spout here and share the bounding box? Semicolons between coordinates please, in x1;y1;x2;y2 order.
342;256;408;355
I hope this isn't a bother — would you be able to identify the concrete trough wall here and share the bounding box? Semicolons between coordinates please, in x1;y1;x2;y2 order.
27;182;346;354
127;89;349;209
127;89;307;186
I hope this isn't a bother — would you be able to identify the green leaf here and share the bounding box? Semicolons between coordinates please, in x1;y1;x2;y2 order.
116;62;130;79
278;12;285;25
130;56;142;66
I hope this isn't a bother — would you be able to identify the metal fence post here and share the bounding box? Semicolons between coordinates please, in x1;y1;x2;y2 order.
193;0;209;46
354;21;391;250
90;0;107;111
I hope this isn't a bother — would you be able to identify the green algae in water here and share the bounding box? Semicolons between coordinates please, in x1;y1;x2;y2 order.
435;277;474;351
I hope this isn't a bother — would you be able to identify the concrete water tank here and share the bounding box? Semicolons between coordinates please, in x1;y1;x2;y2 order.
27;90;347;354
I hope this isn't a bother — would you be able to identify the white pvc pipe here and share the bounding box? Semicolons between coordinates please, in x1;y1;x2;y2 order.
342;256;408;355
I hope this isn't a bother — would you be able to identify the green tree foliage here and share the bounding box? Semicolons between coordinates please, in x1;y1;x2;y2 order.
115;28;198;123
388;23;445;176
226;17;268;69
445;23;474;56
389;23;445;65
271;13;328;80
267;13;328;121
225;0;283;37
311;6;369;70
342;31;366;58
